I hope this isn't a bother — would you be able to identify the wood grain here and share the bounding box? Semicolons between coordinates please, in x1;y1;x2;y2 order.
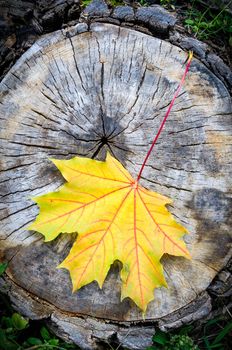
0;22;231;348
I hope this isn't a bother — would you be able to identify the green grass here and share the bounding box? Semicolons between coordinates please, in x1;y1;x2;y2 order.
160;0;176;9
81;0;125;8
184;0;232;42
81;0;232;47
146;319;232;350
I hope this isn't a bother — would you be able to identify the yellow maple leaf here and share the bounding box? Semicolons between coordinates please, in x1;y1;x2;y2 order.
29;153;190;312
29;51;193;312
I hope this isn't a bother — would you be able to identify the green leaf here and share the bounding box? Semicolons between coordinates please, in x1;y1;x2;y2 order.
1;316;13;329
212;321;232;345
0;329;19;350
199;21;208;28
152;330;169;345
5;327;15;335
40;326;51;341
48;338;59;346
179;325;194;335
205;318;221;328
0;262;8;276
11;313;28;330
209;344;224;349
27;337;43;345
82;0;91;6
185;19;194;25
203;335;212;350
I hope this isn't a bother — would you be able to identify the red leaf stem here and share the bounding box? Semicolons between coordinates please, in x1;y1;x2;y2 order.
137;51;193;183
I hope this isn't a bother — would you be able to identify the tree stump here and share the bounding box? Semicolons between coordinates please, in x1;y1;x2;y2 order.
0;22;231;349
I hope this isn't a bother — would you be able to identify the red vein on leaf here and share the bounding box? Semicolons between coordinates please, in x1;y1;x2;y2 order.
123;237;134;248
133;188;144;309
50;213;71;239
61;164;130;184
110;156;133;182
124;263;154;290
35;184;131;227
124;246;136;261
69;188;133;286
134;283;150;293
140;272;153;285
136;227;154;250
42;198;85;204
100;239;106;284
75;229;106;245
138;243;165;285
137;189;189;256
137;52;193;182
138;187;169;201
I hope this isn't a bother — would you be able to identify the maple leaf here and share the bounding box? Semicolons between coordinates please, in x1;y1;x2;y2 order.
29;153;190;312
29;51;193;312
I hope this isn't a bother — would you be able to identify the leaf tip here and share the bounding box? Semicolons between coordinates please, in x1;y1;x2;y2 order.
141;311;146;320
185;250;192;260
188;50;194;63
97;280;104;290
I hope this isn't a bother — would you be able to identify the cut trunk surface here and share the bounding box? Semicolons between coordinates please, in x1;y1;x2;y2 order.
0;22;231;349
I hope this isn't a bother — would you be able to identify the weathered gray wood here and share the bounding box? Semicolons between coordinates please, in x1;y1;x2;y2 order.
0;22;231;349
